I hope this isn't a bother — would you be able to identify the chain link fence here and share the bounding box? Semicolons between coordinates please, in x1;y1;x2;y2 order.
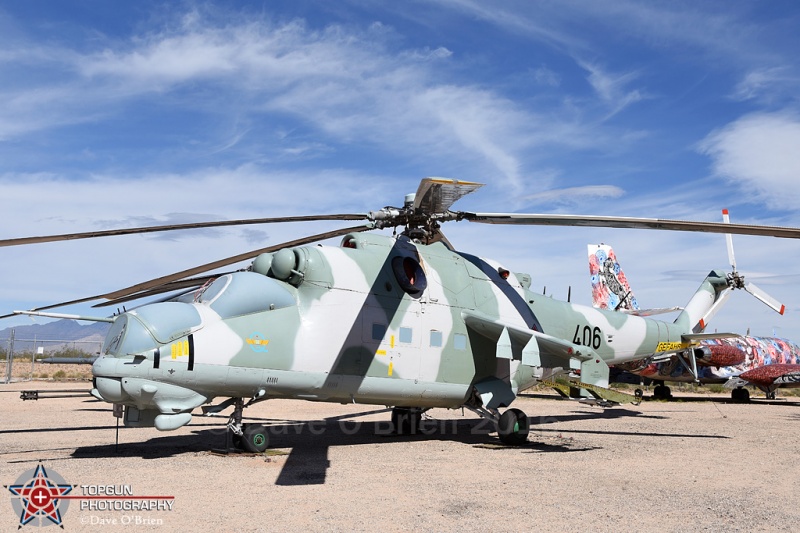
2;329;102;383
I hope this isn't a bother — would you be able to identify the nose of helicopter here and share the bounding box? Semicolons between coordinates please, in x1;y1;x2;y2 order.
92;303;204;403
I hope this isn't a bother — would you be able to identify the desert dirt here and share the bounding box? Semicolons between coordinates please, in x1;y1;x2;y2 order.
1;378;799;532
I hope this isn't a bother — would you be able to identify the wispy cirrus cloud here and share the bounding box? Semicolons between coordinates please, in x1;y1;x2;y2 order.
0;9;621;193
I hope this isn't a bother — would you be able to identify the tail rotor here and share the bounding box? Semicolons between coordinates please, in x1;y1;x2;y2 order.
722;209;785;315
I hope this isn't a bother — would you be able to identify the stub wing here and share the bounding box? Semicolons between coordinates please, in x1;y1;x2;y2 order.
461;309;591;369
461;310;612;390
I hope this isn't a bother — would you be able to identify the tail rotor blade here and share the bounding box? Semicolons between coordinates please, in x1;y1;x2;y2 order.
744;281;786;315
722;209;737;272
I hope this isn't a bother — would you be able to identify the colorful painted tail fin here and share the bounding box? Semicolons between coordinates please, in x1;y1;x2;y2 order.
588;244;639;311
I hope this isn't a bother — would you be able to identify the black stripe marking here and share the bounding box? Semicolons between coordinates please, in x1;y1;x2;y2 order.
153;347;160;369
188;335;195;371
459;252;544;332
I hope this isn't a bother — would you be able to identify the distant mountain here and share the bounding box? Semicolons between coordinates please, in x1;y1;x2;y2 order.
0;319;110;353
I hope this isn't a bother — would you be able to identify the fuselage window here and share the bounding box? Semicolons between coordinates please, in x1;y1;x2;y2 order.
453;333;467;351
430;330;443;348
399;327;413;343
372;323;387;341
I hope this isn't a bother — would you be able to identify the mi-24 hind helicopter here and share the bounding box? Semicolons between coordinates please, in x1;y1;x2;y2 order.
5;178;800;451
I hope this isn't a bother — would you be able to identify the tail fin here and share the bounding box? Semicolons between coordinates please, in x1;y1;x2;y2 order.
588;244;638;311
673;270;730;333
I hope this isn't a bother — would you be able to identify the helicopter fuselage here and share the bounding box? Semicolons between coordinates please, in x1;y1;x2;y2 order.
91;232;709;431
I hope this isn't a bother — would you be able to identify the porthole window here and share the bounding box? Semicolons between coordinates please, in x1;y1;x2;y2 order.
391;256;427;296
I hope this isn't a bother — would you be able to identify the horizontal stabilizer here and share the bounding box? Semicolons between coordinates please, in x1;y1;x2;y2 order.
617;306;683;317
540;379;641;405
681;332;742;342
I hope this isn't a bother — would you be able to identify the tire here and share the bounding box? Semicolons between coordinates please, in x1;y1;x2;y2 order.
241;424;269;453
731;388;750;403
391;407;422;435
498;408;530;446
653;385;672;400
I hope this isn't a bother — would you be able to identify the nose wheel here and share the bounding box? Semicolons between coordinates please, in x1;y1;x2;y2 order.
221;398;270;453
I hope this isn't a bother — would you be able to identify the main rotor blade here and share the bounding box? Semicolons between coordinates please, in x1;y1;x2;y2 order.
4;224;373;316
462;212;800;239
0;294;108;320
99;224;373;303
413;178;483;214
94;276;220;308
0;214;368;248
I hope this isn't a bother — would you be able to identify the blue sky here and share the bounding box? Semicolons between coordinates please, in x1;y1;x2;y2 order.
1;0;800;337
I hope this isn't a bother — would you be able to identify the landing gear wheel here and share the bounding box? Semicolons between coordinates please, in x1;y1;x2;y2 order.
497;408;530;446
766;391;776;400
731;388;750;403
391;407;422;435
241;424;269;453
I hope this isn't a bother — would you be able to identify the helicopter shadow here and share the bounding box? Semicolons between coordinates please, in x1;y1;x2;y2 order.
267;410;595;486
62;407;591;485
529;407;666;425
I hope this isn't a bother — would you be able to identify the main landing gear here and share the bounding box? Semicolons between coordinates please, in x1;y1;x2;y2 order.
652;383;673;400
466;405;531;446
731;387;751;403
391;407;425;435
391;405;531;446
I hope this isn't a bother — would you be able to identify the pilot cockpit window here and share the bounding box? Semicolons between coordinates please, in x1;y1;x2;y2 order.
197;272;294;318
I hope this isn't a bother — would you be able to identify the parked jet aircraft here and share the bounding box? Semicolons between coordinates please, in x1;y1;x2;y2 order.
590;239;800;401
4;179;800;451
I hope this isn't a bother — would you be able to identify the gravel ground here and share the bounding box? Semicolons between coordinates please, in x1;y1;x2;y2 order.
1;380;798;532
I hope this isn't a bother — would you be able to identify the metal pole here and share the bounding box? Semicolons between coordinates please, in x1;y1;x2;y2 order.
5;329;14;383
31;335;37;379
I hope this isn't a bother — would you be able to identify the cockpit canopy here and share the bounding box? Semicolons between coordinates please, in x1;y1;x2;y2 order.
192;272;295;318
102;272;296;357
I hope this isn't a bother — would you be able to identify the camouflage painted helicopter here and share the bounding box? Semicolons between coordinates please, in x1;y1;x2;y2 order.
5;178;800;450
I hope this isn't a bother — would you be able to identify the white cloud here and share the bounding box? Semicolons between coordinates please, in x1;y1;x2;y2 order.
577;61;646;118
698;112;800;209
0;12;592;192
731;66;798;102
